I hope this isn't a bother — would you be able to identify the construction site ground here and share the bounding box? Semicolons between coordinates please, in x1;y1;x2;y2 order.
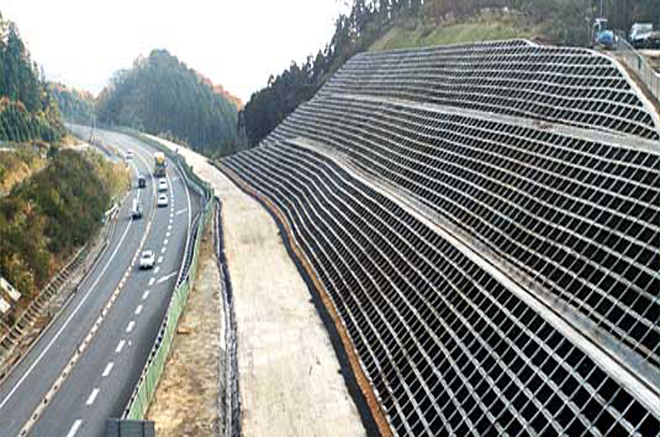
146;221;225;436
149;135;365;436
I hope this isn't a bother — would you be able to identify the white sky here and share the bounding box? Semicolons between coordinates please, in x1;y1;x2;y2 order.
2;0;350;102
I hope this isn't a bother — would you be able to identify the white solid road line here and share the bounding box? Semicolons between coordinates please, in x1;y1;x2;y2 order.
148;277;156;286
126;321;135;333
102;362;114;378
0;176;144;411
142;290;150;300
115;340;126;353
135;305;143;316
66;420;83;437
85;388;100;406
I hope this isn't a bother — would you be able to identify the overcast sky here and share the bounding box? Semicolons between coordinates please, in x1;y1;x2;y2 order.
2;0;350;102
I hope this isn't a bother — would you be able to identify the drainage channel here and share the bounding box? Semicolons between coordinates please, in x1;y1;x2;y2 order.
214;199;240;437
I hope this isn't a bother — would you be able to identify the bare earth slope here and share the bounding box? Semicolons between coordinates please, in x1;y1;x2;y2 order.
148;135;365;436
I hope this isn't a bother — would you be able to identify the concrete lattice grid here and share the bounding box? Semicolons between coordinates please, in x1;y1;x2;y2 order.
222;40;660;435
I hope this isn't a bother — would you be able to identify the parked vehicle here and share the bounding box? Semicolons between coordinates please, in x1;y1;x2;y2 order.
154;152;167;177
157;193;168;207
158;178;168;192
138;175;147;188
630;23;653;48
131;199;143;219
593;18;615;49
139;250;155;269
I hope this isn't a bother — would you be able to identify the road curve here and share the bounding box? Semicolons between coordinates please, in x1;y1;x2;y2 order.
0;126;202;436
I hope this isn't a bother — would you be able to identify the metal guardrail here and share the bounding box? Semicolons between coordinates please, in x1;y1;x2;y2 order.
614;31;660;103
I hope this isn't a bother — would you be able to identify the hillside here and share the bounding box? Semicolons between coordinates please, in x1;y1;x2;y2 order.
240;0;659;148
48;83;95;125
0;13;63;143
96;49;240;157
369;11;534;51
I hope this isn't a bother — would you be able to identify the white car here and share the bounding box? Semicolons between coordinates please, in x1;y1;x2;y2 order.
139;250;155;269
158;179;168;192
157;194;168;207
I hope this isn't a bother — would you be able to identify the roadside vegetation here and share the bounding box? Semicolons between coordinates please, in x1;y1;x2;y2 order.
0;150;119;307
0;148;46;196
240;0;659;148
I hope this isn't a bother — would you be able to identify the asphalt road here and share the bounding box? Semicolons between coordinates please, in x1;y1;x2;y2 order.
0;126;202;436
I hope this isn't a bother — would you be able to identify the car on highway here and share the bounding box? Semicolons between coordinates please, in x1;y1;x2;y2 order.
125;150;134;160
131;199;143;219
158;178;168;192
157;193;168;207
138;175;147;188
139;250;155;269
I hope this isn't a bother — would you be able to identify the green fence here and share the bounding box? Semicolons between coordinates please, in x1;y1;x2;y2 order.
119;128;215;419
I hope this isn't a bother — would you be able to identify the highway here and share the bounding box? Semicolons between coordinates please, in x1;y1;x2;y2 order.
0;126;202;436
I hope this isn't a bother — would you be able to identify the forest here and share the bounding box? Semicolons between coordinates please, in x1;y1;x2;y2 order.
240;0;660;148
0;13;63;143
96;49;240;157
49;83;95;125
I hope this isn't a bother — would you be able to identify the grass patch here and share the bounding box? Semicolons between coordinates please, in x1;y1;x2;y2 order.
370;13;534;51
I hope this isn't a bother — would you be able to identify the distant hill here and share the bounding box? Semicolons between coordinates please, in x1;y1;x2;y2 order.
0;12;63;143
48;83;95;125
97;49;240;156
196;73;243;111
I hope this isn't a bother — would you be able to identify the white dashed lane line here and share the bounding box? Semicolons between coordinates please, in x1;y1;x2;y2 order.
85;388;100;406
135;305;143;316
126;321;135;333
115;340;126;353
165;232;171;238
66;420;83;437
161;247;167;254
157;256;164;264
102;362;114;378
142;290;150;300
148;277;155;286
154;266;160;275
163;239;169;246
167;225;172;231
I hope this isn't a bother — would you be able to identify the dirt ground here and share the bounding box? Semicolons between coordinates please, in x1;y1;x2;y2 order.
146;221;225;436
150;135;365;437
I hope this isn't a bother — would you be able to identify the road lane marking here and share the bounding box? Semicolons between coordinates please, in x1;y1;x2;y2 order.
148;277;155;286
176;208;187;216
135;305;143;316
126;321;135;333
157;256;164;264
166;232;171;238
102;362;114;377
154;266;160;275
167;225;172;231
163;239;169;246
142;290;150;300
115;340;126;353
66;420;83;437
86;388;100;406
157;272;178;284
161;247;167;254
0;178;143;411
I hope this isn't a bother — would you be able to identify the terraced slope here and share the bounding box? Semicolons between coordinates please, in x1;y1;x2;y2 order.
220;40;660;435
